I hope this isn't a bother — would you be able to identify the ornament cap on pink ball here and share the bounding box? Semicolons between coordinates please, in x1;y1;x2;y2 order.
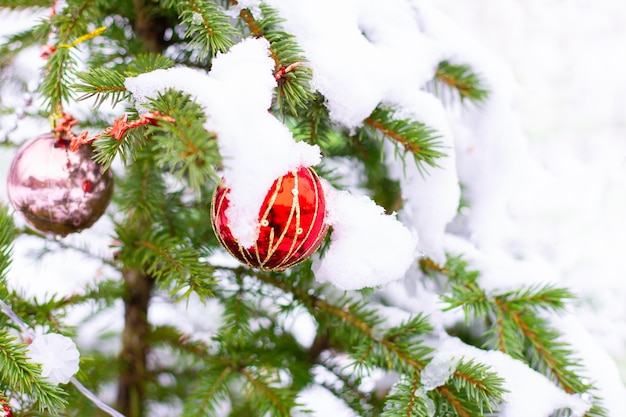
211;166;328;271
7;133;114;237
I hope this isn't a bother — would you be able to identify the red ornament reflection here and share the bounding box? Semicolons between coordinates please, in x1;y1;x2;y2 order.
7;133;114;236
211;167;328;271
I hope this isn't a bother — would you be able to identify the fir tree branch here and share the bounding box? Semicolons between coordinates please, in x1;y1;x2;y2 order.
0;0;49;7
446;360;505;414
291;93;336;149
382;372;430;417
507;309;593;399
232;1;263;37
240;368;293;417
172;0;238;60
363;106;445;173
150;325;212;361
143;90;221;193
422;256;608;417
231;1;315;115
74;68;129;108
39;47;77;112
434;60;489;104
496;283;575;313
139;239;214;299
232;267;502;416
93;129;133;170
113;143;167;221
124;229;215;300
182;366;233;417
39;0;103;112
0;205;16;283
125;53;176;75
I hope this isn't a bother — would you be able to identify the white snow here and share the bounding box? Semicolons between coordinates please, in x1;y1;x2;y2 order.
419;352;459;391
386;91;461;262
266;0;442;130
313;186;418;290
125;38;322;247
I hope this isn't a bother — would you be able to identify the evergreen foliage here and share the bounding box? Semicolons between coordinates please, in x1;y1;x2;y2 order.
433;60;489;104
0;1;611;416
362;106;445;174
421;257;608;417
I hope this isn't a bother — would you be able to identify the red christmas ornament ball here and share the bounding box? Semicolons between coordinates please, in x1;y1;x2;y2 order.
211;167;328;271
7;133;114;237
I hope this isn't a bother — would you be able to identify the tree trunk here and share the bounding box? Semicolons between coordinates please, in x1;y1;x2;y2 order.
116;268;154;417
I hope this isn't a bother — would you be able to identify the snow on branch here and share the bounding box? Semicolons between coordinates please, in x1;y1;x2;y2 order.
125;37;321;247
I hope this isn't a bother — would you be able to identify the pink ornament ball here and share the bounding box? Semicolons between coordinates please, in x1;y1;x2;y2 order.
6;133;114;236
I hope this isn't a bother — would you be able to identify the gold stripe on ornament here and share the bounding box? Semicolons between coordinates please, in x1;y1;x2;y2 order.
211;187;258;269
274;170;303;270
255;174;284;268
211;188;230;252
259;171;299;269
212;189;240;265
240;243;256;268
290;167;320;258
280;167;327;269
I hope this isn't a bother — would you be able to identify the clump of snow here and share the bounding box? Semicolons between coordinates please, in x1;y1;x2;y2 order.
443;234;562;291
420;353;459;391
267;0;442;129
313;186;418;290
386;92;461;262
415;0;530;252
125;38;321;247
295;385;357;417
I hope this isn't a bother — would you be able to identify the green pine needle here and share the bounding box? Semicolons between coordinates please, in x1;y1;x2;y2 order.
246;4;316;116
434;60;489;104
0;205;15;283
144;90;221;192
382;373;431;417
0;0;49;7
182;366;233;417
363;106;446;174
173;0;238;60
426;255;608;416
39;47;77;112
117;225;216;300
125;53;176;75
74;67;129;108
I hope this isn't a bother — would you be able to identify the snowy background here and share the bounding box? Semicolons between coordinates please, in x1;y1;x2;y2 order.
432;0;626;370
1;0;626;415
